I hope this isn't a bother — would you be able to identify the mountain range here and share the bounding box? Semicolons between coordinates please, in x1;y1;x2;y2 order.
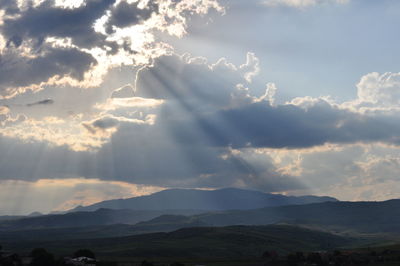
70;187;338;212
2;189;399;235
0;188;337;231
194;199;400;234
1;188;399;259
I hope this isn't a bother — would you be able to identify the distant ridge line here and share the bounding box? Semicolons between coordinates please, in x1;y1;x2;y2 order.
69;187;338;213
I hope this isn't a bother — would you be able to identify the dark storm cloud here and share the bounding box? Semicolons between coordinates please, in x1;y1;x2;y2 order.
91;117;120;129
135;55;400;149
1;0;159;50
105;0;157;34
0;47;96;89
4;53;400;194
3;52;398;193
82;116;120;134
170;100;400;149
26;98;54;106
0;0;167;96
0;0;19;15
2;0;114;49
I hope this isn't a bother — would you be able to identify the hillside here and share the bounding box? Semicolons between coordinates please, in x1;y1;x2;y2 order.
0;208;204;230
70;188;337;212
0;215;208;242
194;199;400;234
2;225;354;258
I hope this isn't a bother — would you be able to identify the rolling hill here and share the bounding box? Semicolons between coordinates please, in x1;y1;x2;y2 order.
193;199;400;234
1;199;400;244
0;208;205;230
0;215;208;242
2;225;354;258
1;199;400;237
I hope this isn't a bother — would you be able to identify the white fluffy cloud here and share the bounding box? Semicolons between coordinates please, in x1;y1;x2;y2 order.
350;72;400;112
291;71;400;115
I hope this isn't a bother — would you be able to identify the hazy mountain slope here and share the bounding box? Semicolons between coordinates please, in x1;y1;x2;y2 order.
71;188;337;212
1;200;399;245
0;208;205;230
2;199;399;236
0;215;24;221
0;215;208;242
0;224;137;242
3;225;353;258
195;199;400;233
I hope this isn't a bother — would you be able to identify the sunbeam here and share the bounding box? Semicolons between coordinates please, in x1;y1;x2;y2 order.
1;1;400;263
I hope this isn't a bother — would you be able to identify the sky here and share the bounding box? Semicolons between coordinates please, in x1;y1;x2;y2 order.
1;0;400;215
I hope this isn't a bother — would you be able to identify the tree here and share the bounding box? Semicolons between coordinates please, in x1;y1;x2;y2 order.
73;249;96;259
29;248;55;266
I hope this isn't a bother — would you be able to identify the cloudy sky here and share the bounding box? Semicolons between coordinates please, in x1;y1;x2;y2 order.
1;0;400;215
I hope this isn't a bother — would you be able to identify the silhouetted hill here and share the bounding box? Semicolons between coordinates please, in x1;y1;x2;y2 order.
0;208;205;230
0;215;205;242
0;215;24;221
0;224;137;242
0;215;204;242
132;214;207;233
70;188;337;212
194;199;400;234
0;199;398;255
3;225;354;258
2;199;399;236
136;214;197;225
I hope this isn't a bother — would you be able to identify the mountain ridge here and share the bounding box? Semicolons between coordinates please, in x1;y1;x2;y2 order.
0;199;400;244
193;198;400;233
0;208;206;230
69;187;338;212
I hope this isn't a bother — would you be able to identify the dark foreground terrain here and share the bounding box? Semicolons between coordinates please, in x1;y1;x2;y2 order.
1;224;400;266
1;241;400;266
1;225;354;258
